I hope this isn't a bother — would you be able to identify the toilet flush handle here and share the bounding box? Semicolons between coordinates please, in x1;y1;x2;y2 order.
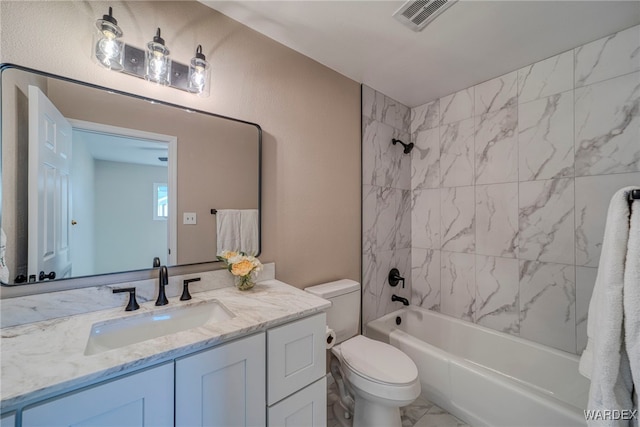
388;268;405;288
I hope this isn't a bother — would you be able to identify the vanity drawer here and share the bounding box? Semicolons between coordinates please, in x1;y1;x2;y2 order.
267;313;326;405
267;377;326;426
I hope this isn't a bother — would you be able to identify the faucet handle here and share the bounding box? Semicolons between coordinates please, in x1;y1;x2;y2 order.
388;268;405;288
113;287;140;311
180;277;201;301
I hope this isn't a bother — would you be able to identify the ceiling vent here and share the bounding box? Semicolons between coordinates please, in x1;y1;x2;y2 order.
392;0;458;32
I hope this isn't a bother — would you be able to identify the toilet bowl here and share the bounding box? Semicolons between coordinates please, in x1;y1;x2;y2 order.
305;280;420;427
332;335;421;427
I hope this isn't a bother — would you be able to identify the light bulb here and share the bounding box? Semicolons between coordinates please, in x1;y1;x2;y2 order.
188;45;210;97
94;7;124;71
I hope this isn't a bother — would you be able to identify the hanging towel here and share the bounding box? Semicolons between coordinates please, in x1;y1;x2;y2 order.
216;209;241;255
624;198;640;425
240;209;259;256
580;187;636;427
0;228;9;283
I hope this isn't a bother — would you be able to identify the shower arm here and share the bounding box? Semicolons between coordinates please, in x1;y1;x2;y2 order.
391;138;414;154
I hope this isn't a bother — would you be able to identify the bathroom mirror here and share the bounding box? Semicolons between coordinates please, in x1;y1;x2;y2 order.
0;64;261;286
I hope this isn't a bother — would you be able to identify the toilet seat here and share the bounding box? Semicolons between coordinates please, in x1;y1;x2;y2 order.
333;335;420;402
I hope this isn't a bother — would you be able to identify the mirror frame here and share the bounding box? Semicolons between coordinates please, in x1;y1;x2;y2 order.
0;63;262;294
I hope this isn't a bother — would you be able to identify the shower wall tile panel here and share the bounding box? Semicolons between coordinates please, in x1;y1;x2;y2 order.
574;25;640;88
519;260;576;353
575;172;640;267
362;87;414;331
440;88;474;125
411;100;439;134
474;70;518;116
474;105;518;185
411;127;440;190
518;178;575;265
440;118;475;188
574;71;640;176
518;92;574;181
517;50;573;104
401;25;640;354
475;255;520;334
411;248;441;311
475;183;518;258
440;251;476;322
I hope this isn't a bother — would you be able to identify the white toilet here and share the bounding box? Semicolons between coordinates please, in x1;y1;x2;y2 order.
305;279;420;427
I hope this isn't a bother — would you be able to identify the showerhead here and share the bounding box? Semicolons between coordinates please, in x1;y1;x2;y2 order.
392;138;414;154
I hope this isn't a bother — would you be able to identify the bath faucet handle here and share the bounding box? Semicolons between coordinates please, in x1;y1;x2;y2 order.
113;287;140;311
180;277;201;301
388;268;405;288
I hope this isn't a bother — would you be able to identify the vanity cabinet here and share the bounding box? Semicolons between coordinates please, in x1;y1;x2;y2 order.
267;313;326;426
3;312;327;427
21;363;173;427
175;332;266;426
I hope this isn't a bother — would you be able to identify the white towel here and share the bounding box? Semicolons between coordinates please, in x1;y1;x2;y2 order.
580;187;636;426
240;209;259;256
624;198;640;425
0;228;9;283
216;210;241;255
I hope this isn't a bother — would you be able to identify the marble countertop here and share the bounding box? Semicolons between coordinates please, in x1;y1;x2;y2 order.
0;279;330;410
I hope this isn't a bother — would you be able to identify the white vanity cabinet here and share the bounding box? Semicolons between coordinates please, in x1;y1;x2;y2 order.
3;311;328;427
175;332;266;427
267;313;327;426
21;363;174;427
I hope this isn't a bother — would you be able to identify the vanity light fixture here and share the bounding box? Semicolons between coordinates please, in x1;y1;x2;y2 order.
145;28;171;85
92;8;209;95
188;45;210;97
94;7;124;71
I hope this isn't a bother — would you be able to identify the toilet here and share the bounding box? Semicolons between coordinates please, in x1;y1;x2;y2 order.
305;279;420;427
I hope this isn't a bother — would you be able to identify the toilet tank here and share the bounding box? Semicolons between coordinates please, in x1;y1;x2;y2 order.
305;279;360;344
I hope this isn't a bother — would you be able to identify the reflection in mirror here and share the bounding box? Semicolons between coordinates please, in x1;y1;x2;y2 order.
1;65;261;286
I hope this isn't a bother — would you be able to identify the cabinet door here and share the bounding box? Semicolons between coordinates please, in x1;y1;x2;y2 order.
267;313;326;405
268;377;326;427
176;332;266;427
22;363;173;427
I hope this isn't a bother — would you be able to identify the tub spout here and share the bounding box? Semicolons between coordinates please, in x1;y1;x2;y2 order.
392;294;409;306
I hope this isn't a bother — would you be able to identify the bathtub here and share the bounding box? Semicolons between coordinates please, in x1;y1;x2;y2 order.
366;306;590;427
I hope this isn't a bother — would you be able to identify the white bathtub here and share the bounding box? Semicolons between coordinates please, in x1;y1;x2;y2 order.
366;306;590;427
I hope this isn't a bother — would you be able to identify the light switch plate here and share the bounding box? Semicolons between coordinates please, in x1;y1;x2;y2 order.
183;212;197;225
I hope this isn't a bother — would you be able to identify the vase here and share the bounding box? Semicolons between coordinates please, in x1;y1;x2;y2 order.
234;274;255;291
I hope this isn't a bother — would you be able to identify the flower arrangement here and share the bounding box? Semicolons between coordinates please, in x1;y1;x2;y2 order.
217;250;263;290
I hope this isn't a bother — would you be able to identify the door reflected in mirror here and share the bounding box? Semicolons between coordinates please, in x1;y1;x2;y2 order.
1;65;261;286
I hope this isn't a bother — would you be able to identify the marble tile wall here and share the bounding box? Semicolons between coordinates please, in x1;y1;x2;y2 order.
409;24;639;354
362;85;413;327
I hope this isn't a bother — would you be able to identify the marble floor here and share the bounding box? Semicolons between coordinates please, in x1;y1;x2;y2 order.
326;376;469;427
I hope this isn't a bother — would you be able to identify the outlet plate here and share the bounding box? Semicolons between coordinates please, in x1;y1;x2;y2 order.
183;212;197;225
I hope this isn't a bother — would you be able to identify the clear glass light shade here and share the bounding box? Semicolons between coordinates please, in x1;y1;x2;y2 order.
94;20;124;71
188;57;210;97
145;41;171;86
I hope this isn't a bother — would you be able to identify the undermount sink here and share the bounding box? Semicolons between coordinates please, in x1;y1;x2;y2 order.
84;300;234;356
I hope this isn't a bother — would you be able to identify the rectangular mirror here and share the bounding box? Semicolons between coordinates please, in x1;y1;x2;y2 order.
1;65;261;286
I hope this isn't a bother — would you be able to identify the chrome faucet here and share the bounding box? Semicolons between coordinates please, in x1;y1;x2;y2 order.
155;265;169;306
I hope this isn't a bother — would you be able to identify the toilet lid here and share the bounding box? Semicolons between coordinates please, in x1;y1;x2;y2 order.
340;336;418;385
